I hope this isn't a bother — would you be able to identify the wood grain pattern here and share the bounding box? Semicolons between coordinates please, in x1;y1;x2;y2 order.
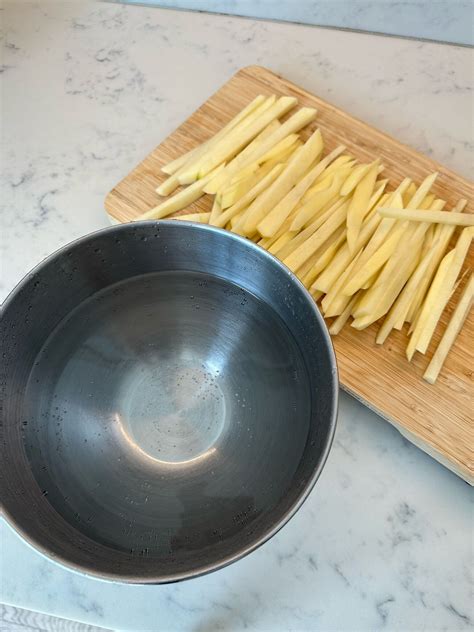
105;65;473;483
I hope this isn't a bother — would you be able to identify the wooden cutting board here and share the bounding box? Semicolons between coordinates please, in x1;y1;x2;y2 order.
105;65;473;483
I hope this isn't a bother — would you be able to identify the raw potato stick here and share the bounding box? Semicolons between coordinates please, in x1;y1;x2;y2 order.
312;184;390;294
406;199;468;324
243;133;301;171
296;247;328;281
209;196;222;224
304;156;355;196
275;197;348;260
340;162;372;196
378;208;474;226
229;209;245;228
270;231;296;254
158;96;274;194
352;219;433;325
298;159;355;209
212;163;285;228
222;133;300;197
179;96;297;182
302;228;347;289
261;208;301;250
289;166;353;233
346;160;380;253
161;144;203;177
329;294;359;335
341;179;411;282
423;274;474;384
380;199;457;334
257;132;328;237
406;172;439;209
213;117;282;195
240;129;325;235
203;106;317;194
376;246;439;343
406;253;456;358
205;116;307;196
402;182;417;206
161;95;267;175
136;165;224;221
342;185;422;297
219;143;297;209
284;200;349;272
407;227;473;358
344;223;407;294
298;149;348;199
172;212;211;223
322;250;363;317
352;189;443;318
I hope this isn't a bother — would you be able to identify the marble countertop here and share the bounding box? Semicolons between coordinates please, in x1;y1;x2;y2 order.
1;2;472;631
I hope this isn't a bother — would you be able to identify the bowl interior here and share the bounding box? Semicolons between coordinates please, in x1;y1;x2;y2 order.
1;222;337;582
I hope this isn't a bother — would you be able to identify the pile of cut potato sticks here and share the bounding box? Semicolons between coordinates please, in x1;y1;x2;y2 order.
135;95;473;384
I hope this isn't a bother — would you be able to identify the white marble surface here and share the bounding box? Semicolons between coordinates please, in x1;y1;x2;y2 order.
1;2;473;631
124;0;474;46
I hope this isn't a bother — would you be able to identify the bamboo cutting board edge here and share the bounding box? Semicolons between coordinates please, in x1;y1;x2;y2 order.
340;383;473;485
104;65;474;483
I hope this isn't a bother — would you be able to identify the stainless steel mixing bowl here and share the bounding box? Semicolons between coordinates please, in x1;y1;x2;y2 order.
1;221;337;583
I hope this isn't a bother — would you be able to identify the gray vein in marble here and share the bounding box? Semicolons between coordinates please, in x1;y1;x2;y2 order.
444;602;473;626
331;562;351;587
375;596;395;626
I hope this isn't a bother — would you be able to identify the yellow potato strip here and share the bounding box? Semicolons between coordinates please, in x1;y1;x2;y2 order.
329;294;360;335
240;129;325;235
289;166;353;233
196;125;274;197
340;180;411;287
299;159;354;208
312;184;390;294
306;156;355;191
222;134;300;201
172;212;211;223
346;160;380;253
423;274;474;384
322;250;363;317
161;94;268;175
275;197;348;260
406;199;468;324
340;162;372;196
378;208;474;226
220;149;293;209
179;96;297;182
136;165;224;221
304;228;347;289
257;135;332;237
352;191;444;318
352;220;432;326
209;196;222;224
376;245;440;344
284;200;349;272
407;227;473;358
269;230;296;255
158;96;275;194
204;107;317;194
402;182;417;206
212;164;284;228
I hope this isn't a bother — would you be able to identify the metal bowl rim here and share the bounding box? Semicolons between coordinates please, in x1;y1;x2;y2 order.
1;220;338;584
